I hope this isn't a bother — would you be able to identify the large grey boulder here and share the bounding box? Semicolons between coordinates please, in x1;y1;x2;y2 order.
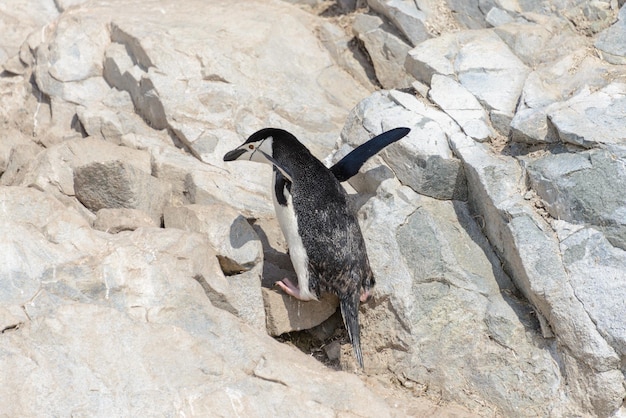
526;149;626;250
357;179;567;416
559;224;626;358
8;137;151;197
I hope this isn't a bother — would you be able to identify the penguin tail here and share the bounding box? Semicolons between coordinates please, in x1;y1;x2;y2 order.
340;293;363;368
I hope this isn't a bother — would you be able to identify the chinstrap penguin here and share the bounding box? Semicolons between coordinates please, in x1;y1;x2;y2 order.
224;127;409;368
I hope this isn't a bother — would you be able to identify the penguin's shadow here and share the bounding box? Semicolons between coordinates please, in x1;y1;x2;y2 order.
247;218;298;287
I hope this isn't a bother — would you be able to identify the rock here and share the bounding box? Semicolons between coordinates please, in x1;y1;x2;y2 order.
560;0;620;34
0;0;58;69
547;82;626;152
595;4;626;64
339;90;467;200
445;0;488;28
450;133;624;415
405;30;466;83
73;160;172;224
2;185;458;417
0;129;36;175
428;74;494;141
526;149;626;250
558;225;626;357
510;51;616;144
0;301;431;417
3;0;626;415
317;21;377;90
224;265;266;332
357;178;568;416
0;186;94;306
185;167;274;217
454;31;529;126
485;7;515;26
93;208;156;233
406;29;529;132
493;16;582;67
367;0;430;46
263;289;339;336
9;137;151;197
352;13;414;89
163;204;263;274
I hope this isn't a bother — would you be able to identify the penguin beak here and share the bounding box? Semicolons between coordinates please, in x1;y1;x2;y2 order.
223;148;247;161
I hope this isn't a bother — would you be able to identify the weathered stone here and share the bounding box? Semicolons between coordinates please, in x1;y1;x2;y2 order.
510;51;616;144
454;31;529;120
317;21;377;91
485;7;515;26
352;13;414;89
224;265;266;332
12;137;151;197
186;168;274;218
1;183;460;415
367;0;430;46
164;203;266;330
445;0;488;29
595;4;626;64
263;288;339;336
493;17;582;67
0;186;103;305
428;74;494;141
547;82;626;151
406;31;470;83
406;29;529;132
0;301;442;417
74;160;172;224
0;0;58;69
356;178;570;416
163;204;263;274
0;129;36;175
450;132;624;415
93;208;156;233
558;225;626;357
526;149;626;250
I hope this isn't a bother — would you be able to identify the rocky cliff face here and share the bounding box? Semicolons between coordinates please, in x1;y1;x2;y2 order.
1;0;625;416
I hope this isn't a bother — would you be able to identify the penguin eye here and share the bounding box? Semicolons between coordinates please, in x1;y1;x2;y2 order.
248;144;255;150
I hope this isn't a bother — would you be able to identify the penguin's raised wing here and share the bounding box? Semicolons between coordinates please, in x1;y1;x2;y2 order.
330;127;410;182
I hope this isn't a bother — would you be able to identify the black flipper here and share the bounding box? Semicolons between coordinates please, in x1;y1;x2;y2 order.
340;292;363;368
331;127;410;182
259;150;293;182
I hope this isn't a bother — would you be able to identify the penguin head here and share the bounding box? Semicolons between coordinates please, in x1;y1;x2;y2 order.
224;128;297;180
223;128;278;165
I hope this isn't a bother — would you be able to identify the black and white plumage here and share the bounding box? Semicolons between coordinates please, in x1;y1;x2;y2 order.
223;127;409;368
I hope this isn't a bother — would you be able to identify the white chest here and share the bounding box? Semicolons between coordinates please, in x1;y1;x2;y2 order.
272;172;317;301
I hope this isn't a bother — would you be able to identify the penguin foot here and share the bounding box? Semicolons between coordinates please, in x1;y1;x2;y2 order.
360;289;372;303
275;278;319;302
276;278;304;299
